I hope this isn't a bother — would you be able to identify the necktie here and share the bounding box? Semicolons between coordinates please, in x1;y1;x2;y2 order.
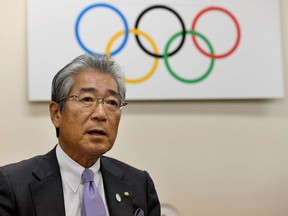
82;168;107;216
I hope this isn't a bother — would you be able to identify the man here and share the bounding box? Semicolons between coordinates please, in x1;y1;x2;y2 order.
0;53;160;216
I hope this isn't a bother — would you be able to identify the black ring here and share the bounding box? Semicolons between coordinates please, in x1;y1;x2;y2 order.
134;5;186;58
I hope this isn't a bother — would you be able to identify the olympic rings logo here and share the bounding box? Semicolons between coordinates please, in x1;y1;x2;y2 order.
75;3;241;84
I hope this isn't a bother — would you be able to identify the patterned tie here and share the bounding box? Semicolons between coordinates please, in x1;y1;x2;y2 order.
82;168;107;216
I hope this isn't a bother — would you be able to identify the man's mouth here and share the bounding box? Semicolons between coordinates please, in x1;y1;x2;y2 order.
87;129;106;136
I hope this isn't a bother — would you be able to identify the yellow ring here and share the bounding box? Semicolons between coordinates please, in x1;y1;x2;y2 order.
105;29;159;84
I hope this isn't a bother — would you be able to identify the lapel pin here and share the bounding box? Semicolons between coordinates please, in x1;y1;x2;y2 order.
124;191;129;197
116;193;121;203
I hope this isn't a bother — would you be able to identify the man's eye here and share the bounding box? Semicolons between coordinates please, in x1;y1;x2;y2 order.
106;99;119;107
80;96;94;102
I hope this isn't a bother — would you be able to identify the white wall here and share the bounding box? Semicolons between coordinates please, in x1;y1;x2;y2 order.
1;1;288;215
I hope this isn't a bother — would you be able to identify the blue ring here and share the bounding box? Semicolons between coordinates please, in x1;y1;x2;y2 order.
75;3;129;56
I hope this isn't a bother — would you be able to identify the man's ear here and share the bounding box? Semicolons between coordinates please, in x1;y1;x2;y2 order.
49;101;61;128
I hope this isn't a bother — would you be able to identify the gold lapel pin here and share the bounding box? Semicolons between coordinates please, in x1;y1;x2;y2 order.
124;192;129;197
116;193;121;202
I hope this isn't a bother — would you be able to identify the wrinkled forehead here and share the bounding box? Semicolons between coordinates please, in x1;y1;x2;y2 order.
71;70;120;97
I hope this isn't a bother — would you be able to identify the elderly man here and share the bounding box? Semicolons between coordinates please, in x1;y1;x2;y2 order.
0;54;160;216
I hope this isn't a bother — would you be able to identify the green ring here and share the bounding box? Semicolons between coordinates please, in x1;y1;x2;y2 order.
164;30;215;83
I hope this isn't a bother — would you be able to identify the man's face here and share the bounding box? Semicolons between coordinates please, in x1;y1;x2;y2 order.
50;69;121;167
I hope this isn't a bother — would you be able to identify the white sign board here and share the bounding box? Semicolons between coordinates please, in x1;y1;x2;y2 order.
28;0;284;101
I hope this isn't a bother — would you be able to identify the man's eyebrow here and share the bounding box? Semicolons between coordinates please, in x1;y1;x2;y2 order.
78;88;120;98
107;89;121;98
79;87;96;93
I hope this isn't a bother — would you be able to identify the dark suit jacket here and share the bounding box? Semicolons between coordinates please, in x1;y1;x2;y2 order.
0;147;160;216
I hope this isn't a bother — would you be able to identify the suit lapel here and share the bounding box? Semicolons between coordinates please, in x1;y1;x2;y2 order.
28;149;136;216
29;148;65;216
101;157;134;216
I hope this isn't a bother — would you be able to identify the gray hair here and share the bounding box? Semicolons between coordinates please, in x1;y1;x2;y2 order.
51;53;126;113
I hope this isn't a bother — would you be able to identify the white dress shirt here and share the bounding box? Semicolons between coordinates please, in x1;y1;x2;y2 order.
56;145;110;216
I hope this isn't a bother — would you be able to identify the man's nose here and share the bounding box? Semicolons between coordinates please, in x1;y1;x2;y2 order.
90;101;108;121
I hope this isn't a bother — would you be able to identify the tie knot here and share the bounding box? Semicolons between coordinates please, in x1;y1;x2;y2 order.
82;168;94;183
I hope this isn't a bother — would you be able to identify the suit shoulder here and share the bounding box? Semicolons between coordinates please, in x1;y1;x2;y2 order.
0;148;56;178
1;154;43;172
101;156;146;176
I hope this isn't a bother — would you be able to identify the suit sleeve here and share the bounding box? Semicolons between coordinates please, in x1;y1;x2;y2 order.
144;171;161;216
0;168;16;216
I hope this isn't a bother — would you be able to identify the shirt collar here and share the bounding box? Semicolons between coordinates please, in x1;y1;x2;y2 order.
56;144;101;193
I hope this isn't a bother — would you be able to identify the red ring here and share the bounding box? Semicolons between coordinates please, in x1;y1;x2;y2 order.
191;6;241;59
